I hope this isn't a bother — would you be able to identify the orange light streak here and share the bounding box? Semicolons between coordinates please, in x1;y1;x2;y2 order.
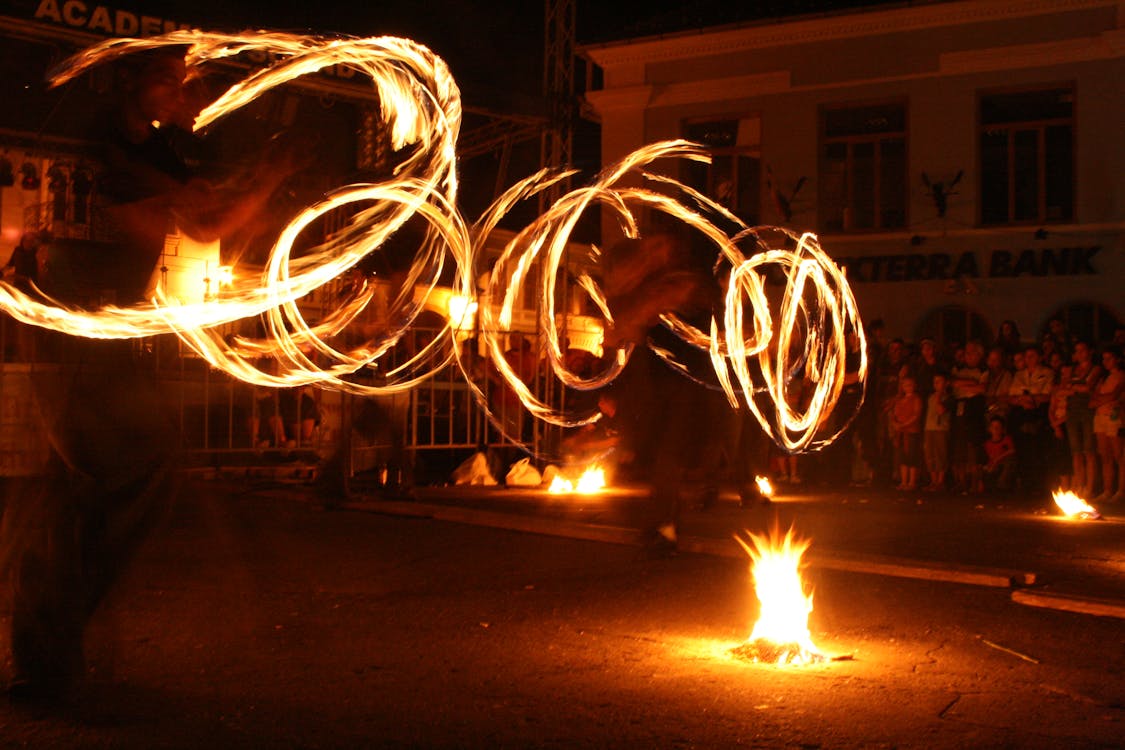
3;30;865;455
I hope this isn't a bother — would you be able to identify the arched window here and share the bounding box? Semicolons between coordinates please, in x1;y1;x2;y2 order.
916;305;991;348
1042;302;1121;346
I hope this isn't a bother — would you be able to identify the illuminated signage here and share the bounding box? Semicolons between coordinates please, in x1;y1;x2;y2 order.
29;0;360;83
836;246;1102;283
33;0;191;36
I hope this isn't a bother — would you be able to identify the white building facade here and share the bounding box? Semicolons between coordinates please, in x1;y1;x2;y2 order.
582;0;1125;347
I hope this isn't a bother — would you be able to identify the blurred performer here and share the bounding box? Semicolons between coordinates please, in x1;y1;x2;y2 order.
559;390;630;480
602;232;714;554
1;47;298;704
314;249;420;506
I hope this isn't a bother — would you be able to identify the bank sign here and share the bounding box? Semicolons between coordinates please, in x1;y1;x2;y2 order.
835;246;1102;283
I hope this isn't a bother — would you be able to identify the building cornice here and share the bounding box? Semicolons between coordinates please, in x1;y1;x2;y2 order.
582;0;1122;68
940;29;1125;73
648;71;792;109
583;85;654;112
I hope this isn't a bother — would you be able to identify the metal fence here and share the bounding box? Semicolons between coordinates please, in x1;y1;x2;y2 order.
0;314;566;486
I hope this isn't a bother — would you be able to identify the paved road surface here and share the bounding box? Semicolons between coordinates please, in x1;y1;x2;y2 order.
1;479;1122;748
408;481;1125;601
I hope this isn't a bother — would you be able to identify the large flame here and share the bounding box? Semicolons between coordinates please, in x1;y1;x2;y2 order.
732;526;825;665
5;29;866;460
1052;489;1101;519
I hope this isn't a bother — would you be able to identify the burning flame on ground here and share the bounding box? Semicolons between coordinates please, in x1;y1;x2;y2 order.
731;526;825;666
547;466;606;494
1052;489;1101;519
755;475;773;498
5;29;866;459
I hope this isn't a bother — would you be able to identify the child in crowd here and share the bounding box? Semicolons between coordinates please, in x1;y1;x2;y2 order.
924;373;952;491
891;376;923;491
982;416;1017;492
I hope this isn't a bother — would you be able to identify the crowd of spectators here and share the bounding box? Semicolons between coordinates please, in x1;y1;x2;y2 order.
834;318;1125;503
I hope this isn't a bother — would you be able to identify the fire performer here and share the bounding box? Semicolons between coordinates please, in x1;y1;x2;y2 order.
602;231;715;554
1;46;300;705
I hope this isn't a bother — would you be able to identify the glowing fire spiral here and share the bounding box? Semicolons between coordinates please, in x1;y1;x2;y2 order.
0;29;865;452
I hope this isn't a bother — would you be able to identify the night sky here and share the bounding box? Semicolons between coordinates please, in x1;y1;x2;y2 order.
2;0;909;234
5;0;912;109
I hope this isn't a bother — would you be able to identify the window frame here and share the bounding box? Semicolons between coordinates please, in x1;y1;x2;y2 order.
976;82;1077;227
817;98;909;234
681;113;763;226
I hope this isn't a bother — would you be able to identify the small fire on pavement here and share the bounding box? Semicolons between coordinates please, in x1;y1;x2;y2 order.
548;466;606;494
730;526;826;666
755;475;774;498
1052;489;1102;520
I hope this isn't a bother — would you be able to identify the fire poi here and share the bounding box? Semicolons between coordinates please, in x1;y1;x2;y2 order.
3;29;866;458
755;475;774;499
1052;489;1102;520
731;526;826;666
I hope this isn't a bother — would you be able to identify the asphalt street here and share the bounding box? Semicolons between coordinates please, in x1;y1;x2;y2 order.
1;478;1122;748
403;478;1125;601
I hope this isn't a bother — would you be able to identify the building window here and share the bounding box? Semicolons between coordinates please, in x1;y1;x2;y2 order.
684;116;761;225
979;86;1074;225
819;102;907;232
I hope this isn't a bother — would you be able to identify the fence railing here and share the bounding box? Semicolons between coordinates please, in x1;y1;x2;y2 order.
0;318;568;485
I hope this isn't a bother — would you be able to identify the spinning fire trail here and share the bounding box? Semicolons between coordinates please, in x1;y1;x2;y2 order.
1;30;865;454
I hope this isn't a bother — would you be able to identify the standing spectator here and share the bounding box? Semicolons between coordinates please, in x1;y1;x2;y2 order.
924;373;953;492
1010;349;1025;377
3;230;48;359
1041;338;1059;368
872;338;908;484
856;325;888;484
1046;349;1066;378
824;329;865;487
3;231;44;293
950;341;988;494
994;319;1022;365
1007;345;1053;494
492;331;539;473
269;386;321;451
984;346;1013;424
1048;365;1074;491
1091;347;1123;503
1043;317;1076;363
1063;340;1102;498
891;375;923;491
982;416;1017;493
913;338;945;392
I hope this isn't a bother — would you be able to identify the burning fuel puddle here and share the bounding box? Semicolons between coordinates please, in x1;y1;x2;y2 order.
729;639;830;665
